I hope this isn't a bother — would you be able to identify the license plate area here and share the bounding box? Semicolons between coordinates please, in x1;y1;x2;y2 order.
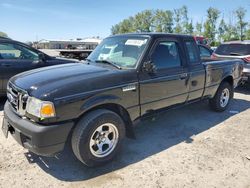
2;118;9;138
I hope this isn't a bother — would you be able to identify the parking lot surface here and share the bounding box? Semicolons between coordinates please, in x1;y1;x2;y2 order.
0;86;250;188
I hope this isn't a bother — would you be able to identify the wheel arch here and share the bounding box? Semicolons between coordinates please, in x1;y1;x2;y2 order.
221;75;234;87
76;103;135;139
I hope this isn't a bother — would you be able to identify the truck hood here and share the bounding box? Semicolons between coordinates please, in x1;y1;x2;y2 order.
10;63;136;100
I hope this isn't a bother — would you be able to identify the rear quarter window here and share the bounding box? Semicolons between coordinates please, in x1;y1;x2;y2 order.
185;41;200;64
215;44;250;56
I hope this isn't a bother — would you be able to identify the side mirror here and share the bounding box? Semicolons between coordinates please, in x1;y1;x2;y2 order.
38;53;46;62
143;61;156;73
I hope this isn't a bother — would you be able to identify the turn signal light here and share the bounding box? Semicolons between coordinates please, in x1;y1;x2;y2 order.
41;104;55;118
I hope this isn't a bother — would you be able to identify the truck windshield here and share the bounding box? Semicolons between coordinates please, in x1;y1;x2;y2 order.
215;44;250;56
87;36;149;69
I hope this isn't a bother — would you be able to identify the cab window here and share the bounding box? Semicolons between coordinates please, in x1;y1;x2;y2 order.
151;41;181;69
0;43;39;60
199;46;212;57
185;41;200;64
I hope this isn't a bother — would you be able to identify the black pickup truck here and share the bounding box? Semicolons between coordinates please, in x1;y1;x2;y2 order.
2;33;243;167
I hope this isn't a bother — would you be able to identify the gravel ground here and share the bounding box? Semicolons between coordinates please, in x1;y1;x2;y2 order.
0;85;250;188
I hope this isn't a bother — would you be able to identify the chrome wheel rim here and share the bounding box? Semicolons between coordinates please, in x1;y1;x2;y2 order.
89;123;119;158
220;88;230;108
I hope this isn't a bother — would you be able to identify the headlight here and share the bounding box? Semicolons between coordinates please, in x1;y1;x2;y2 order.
26;97;56;119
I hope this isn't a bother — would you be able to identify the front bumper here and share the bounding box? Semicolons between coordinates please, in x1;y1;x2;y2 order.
2;102;74;156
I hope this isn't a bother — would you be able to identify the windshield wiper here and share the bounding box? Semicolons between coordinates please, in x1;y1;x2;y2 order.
95;60;122;69
229;52;244;56
84;58;93;64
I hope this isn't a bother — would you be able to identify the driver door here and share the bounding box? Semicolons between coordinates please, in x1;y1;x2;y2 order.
139;38;189;115
0;42;40;91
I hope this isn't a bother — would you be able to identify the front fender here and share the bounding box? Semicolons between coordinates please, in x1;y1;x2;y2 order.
80;94;122;112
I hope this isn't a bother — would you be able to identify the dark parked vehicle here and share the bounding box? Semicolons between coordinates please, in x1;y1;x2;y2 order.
0;37;77;96
212;41;250;82
2;33;243;167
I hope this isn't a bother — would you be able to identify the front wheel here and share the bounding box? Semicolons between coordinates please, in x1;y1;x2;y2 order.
71;109;125;167
209;82;233;112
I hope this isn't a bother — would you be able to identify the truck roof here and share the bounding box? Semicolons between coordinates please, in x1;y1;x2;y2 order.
110;32;194;40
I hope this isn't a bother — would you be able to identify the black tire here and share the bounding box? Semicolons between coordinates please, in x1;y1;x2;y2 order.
209;82;233;112
71;109;125;167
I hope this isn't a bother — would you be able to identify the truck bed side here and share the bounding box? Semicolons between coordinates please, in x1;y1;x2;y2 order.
202;59;243;98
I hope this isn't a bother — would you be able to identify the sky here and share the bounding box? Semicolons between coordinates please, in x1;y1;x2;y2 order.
0;0;250;42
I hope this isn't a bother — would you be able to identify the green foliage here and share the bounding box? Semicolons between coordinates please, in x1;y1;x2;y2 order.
111;17;135;34
111;6;250;45
223;24;239;41
203;7;220;43
174;6;190;34
195;22;203;36
0;31;8;37
154;10;173;33
246;26;250;40
134;10;154;32
218;18;227;42
213;41;221;47
186;20;194;35
173;8;182;33
235;7;248;40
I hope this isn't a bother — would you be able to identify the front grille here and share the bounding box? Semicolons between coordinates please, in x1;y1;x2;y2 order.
7;82;28;116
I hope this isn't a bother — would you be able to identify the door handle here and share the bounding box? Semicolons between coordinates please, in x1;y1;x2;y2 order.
192;80;198;86
179;73;188;80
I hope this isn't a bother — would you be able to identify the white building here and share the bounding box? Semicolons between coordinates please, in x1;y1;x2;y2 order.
36;37;102;49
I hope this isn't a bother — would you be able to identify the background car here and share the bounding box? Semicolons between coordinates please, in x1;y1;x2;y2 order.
212;41;250;82
194;36;210;46
0;37;77;96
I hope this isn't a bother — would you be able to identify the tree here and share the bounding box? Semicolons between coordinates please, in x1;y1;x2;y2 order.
195;22;203;36
111;24;120;35
154;10;173;33
134;10;154;32
173;8;183;33
203;7;220;45
235;7;248;40
186;20;194;35
110;6;250;43
119;17;135;33
181;6;189;33
173;6;193;35
226;24;239;41
246;24;250;40
222;12;240;41
111;17;135;35
0;31;8;38
218;18;227;42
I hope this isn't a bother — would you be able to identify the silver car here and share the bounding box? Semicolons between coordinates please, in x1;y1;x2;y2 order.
212;40;250;82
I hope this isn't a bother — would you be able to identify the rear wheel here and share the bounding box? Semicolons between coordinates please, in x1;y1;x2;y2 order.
71;109;125;167
209;82;233;112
